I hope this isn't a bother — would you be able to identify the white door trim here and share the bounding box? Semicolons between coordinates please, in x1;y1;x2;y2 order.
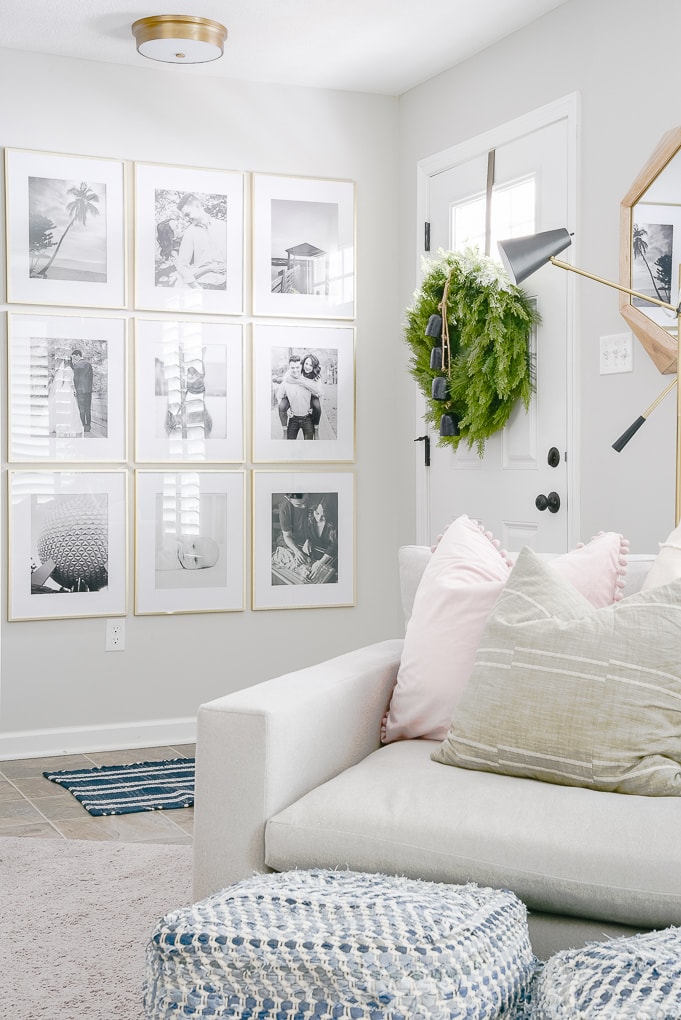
414;92;581;549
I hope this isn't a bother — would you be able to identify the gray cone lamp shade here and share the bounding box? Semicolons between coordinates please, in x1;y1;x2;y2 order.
497;228;572;285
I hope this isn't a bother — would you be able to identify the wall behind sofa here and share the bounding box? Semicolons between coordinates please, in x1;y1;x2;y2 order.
397;0;681;553
0;47;404;756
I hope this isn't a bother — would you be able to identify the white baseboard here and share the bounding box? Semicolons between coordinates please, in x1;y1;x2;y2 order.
0;717;197;760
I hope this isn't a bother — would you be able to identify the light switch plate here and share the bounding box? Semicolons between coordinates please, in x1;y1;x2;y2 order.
600;332;633;375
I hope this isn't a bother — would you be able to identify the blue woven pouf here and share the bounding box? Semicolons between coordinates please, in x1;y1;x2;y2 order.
144;869;537;1019
530;927;681;1019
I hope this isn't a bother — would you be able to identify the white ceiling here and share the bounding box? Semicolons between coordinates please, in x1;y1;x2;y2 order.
0;0;568;96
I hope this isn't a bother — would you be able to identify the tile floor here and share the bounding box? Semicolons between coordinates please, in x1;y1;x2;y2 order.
0;744;195;844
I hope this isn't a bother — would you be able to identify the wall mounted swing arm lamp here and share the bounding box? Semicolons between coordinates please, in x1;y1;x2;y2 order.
497;228;681;525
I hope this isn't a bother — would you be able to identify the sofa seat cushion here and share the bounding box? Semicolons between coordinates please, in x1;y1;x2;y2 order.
266;740;681;931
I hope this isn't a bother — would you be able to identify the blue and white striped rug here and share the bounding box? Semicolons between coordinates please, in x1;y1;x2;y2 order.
43;758;195;816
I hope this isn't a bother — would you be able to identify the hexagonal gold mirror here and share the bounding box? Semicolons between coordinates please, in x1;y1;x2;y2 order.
620;125;681;374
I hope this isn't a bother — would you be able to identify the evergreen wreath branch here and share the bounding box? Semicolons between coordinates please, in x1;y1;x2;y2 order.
405;248;540;455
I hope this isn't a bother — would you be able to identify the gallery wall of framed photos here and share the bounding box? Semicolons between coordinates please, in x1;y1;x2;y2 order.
3;146;357;621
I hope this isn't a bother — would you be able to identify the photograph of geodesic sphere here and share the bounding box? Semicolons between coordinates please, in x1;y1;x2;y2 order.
9;471;127;621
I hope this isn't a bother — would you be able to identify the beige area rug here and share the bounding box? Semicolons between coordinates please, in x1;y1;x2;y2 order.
0;836;193;1020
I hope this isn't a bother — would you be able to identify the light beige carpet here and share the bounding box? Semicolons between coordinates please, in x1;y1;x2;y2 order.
0;836;194;1020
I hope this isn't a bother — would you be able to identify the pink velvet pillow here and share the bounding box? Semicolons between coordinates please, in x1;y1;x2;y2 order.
382;516;629;743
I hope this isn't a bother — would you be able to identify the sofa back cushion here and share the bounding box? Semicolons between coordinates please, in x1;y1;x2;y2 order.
399;547;655;628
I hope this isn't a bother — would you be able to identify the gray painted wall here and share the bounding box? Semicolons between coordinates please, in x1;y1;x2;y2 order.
397;0;681;553
0;47;405;755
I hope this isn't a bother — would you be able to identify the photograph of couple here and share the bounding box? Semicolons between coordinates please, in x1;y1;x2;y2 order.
270;347;338;442
36;339;106;439
154;189;228;291
271;492;339;586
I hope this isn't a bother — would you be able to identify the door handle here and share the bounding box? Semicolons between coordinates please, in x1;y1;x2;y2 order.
414;435;431;467
535;491;561;513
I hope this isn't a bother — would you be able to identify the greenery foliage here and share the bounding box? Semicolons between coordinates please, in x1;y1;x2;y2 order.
405;248;540;455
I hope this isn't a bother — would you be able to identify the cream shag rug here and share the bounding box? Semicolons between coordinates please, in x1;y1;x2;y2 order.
0;836;193;1020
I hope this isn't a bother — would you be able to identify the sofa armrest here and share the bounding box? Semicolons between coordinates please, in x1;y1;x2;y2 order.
192;638;403;900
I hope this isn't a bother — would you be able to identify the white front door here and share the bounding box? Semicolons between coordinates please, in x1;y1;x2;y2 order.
417;100;577;553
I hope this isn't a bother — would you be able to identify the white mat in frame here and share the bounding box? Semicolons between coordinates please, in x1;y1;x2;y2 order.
5;148;126;310
252;471;355;611
252;322;355;463
252;173;355;320
135;470;245;615
134;161;244;316
8;469;128;622
7;312;127;463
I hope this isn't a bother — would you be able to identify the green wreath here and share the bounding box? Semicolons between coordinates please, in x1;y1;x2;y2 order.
406;248;540;455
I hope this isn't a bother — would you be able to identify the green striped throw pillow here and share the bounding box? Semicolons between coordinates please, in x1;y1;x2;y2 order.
432;546;681;795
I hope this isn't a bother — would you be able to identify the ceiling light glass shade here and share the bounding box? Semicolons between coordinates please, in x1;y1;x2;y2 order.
497;227;572;285
132;15;228;64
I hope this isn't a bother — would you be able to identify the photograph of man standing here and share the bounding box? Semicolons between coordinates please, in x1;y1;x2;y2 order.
71;349;93;433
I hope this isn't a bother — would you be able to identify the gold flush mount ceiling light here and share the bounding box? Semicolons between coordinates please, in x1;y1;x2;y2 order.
132;15;228;65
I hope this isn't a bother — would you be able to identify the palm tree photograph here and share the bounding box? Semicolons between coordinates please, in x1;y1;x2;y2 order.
632;221;673;308
28;175;107;283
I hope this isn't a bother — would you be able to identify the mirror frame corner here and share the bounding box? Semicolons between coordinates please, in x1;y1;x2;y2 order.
619;125;681;375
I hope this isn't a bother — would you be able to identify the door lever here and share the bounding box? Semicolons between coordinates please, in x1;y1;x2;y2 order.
414;435;431;467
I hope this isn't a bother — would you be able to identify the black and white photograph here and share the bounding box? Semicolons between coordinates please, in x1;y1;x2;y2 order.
253;174;355;319
8;314;127;462
153;189;227;291
28;176;107;283
135;320;243;462
252;324;355;462
270;492;339;586
630;204;681;328
5;149;126;308
270;199;338;297
9;471;127;621
135;471;245;614
272;348;337;441
252;471;355;610
135;162;244;315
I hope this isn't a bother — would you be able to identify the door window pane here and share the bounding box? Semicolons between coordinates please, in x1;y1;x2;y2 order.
451;176;535;259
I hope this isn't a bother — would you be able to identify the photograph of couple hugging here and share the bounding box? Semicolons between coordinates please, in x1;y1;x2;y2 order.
271;492;339;586
271;347;338;441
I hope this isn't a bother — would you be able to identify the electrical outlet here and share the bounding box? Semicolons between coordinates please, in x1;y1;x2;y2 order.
105;619;125;651
600;333;633;375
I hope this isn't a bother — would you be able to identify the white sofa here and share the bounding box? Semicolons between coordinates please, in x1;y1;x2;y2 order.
193;546;681;959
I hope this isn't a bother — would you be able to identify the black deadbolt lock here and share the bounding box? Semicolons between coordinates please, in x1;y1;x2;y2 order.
547;447;561;468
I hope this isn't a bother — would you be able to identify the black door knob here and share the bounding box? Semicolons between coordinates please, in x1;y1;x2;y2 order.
547;447;561;468
535;491;561;514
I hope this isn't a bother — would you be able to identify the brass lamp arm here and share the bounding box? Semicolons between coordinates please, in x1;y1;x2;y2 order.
550;257;678;314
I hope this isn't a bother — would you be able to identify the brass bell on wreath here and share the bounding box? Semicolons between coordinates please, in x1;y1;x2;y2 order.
432;376;449;401
440;413;460;437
